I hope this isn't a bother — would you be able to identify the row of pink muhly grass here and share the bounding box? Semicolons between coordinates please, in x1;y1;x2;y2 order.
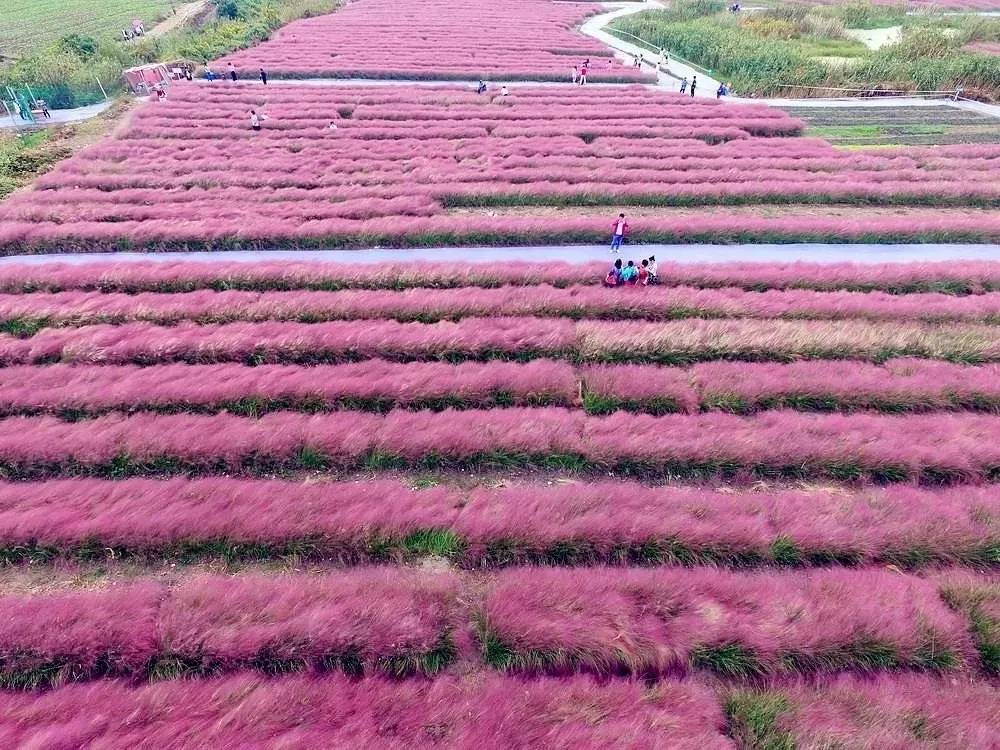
0;409;996;482
0;359;997;418
0;567;978;686
0;260;995;295
0;673;729;750
0;318;995;366
0;478;993;568
726;674;999;749
479;567;974;677
3;212;998;254
0;570;456;687
212;0;655;81
2;285;999;329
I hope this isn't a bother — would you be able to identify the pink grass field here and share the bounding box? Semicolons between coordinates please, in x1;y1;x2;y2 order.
0;478;994;567
1;317;995;366
215;0;652;82
0;359;997;417
0;673;731;749
1;86;998;252
0;408;996;482
1;284;998;326
0;260;996;294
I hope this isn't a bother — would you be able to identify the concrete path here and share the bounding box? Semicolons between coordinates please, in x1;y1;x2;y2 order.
0;100;113;130
1;244;996;266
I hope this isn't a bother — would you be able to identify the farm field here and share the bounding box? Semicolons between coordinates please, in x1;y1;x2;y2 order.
0;0;176;57
0;259;997;747
1;83;999;253
213;0;651;81
787;105;1000;146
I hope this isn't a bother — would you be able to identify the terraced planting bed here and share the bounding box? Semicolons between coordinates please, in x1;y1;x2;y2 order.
0;258;997;746
786;105;1000;146
1;84;999;253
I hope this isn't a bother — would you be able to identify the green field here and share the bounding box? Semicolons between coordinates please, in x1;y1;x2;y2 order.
0;0;178;57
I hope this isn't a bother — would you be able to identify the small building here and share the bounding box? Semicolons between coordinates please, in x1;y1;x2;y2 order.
123;64;172;95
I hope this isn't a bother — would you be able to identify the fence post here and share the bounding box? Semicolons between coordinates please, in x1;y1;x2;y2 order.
96;76;109;101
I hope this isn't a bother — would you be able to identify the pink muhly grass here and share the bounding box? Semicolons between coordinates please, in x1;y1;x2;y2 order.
0;479;993;568
2;284;995;326
0;584;162;687
765;673;1000;749
0;360;579;416
480;567;974;677
0;673;732;749
0;259;995;295
0;409;997;482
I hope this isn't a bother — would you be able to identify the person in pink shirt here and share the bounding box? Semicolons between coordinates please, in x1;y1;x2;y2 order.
610;213;630;253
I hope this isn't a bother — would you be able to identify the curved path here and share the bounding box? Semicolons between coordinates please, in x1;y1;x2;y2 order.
0;244;996;266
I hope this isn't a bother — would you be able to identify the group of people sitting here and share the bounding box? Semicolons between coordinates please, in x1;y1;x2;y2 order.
605;257;659;287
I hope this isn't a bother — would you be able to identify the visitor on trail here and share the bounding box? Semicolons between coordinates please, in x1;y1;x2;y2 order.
477;80;488;94
205;68;216;81
185;67;193;81
229;63;238;82
579;64;588;85
604;259;623;287
717;83;727;99
260;68;268;85
249;110;264;131
501;85;509;97
680;77;688;94
154;86;166;101
572;66;578;84
621;260;639;285
690;76;697;97
610;213;630;253
659;48;668;71
37;100;50;118
647;255;659;284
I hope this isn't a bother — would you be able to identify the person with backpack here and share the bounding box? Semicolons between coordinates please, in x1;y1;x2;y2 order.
610;213;630;253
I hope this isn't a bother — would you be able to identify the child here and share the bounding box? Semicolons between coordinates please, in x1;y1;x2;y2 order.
638;259;650;286
647;255;659;284
621;260;639;285
604;259;623;287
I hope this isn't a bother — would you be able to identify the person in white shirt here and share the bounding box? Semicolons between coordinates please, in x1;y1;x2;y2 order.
647;255;659;283
249;110;262;131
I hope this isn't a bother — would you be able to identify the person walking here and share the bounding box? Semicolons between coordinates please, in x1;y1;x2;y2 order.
658;48;669;72
260;68;268;85
679;77;688;94
228;62;237;82
610;213;630;253
690;76;697;97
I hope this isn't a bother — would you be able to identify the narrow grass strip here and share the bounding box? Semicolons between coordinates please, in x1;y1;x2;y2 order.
0;409;997;483
0;479;993;569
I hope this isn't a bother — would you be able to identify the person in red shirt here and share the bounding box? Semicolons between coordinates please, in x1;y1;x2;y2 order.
610;213;630;253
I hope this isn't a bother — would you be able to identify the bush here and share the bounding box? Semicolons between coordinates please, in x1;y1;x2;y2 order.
57;34;100;59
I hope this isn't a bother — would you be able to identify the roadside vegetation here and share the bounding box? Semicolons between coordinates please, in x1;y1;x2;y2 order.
611;0;1000;99
0;0;335;108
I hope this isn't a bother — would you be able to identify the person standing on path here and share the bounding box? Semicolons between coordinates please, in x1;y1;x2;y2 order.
260;68;268;85
679;77;688;94
610;213;630;253
658;48;669;72
580;64;588;85
690;76;697;97
572;66;579;84
228;63;237;82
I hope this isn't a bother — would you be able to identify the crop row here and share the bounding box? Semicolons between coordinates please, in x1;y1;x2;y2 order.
0;260;994;295
0;478;993;568
0;567;978;687
0;673;729;749
3;213;997;253
1;318;996;367
3;285;999;332
2;671;996;749
2;359;997;419
212;0;651;81
0;409;996;482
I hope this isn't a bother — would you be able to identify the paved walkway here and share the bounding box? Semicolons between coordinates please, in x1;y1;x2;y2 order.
0;100;113;130
1;244;996;266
